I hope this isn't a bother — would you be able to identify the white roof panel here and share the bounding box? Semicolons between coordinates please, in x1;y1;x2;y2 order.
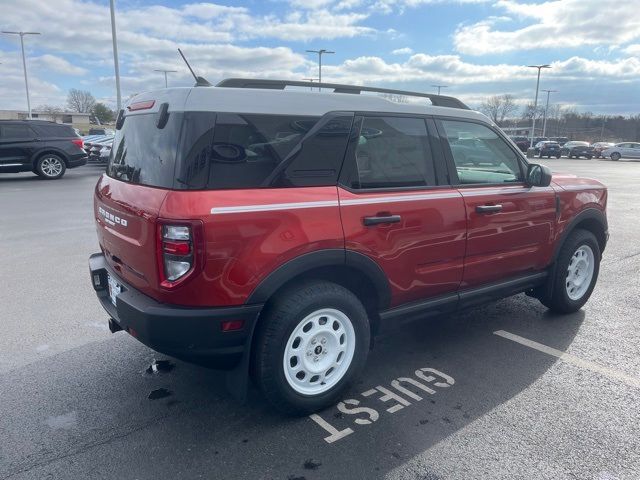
129;86;489;124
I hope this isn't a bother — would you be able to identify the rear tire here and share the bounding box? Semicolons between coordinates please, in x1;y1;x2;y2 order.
36;154;66;179
252;281;370;415
611;152;621;161
541;229;600;314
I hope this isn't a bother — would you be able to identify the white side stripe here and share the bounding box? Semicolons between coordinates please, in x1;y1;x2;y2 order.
210;192;464;214
211;200;339;214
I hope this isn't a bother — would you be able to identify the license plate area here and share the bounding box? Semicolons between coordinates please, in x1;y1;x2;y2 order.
107;273;122;307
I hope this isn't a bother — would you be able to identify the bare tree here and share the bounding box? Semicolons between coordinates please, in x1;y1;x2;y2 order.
522;102;545;121
66;89;96;113
36;104;64;123
479;94;518;125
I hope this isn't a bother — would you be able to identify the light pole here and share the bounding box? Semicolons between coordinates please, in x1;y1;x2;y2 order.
527;64;551;148
541;89;557;138
109;0;122;111
306;49;334;91
154;69;177;88
2;31;40;119
600;116;607;141
431;85;448;95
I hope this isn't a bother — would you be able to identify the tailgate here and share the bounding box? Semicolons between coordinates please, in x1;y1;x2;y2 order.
94;174;168;298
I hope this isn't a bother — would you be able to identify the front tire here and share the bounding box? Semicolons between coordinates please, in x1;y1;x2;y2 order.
252;281;370;415
36;154;66;179
541;229;600;313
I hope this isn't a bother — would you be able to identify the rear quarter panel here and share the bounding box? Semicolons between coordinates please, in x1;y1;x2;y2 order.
159;186;344;306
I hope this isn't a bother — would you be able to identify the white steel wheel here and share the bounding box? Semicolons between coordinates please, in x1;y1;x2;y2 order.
566;245;595;301
38;156;65;178
283;308;356;396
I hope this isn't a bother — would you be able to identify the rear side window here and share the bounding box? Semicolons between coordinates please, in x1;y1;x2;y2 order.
176;113;349;190
33;124;76;138
1;124;33;138
440;120;523;185
348;116;436;189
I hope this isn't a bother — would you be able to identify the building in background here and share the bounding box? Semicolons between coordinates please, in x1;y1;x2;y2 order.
0;109;91;130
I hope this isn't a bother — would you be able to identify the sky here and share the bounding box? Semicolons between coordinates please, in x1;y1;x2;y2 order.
0;0;639;115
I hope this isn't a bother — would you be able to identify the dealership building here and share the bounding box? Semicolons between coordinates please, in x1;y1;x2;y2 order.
0;109;91;129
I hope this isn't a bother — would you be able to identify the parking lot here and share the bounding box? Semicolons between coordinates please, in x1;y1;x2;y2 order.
1;158;639;480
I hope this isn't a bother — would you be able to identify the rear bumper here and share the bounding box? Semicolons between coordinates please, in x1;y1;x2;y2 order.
89;253;263;369
67;154;88;168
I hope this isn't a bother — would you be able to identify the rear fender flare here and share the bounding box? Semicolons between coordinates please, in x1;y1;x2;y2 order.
245;249;391;310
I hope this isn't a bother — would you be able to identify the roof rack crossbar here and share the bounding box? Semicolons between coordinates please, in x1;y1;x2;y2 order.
216;78;469;110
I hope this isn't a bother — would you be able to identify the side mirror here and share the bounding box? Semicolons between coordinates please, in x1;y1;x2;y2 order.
527;163;552;187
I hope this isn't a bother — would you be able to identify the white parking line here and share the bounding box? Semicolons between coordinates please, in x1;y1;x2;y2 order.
494;330;640;389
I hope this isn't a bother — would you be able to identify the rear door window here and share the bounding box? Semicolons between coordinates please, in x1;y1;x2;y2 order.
345;116;436;189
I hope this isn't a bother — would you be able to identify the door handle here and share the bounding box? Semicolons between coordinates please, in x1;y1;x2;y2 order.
476;204;503;213
363;214;401;226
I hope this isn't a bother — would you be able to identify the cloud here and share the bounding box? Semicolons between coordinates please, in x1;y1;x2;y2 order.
454;0;640;55
34;54;87;76
391;47;414;55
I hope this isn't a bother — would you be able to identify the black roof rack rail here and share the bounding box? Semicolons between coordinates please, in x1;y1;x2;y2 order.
216;78;470;110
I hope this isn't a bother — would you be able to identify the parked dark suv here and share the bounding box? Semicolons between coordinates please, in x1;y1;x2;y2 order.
89;79;608;415
0;120;87;179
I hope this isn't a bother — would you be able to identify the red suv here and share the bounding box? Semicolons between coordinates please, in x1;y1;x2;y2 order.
89;79;608;414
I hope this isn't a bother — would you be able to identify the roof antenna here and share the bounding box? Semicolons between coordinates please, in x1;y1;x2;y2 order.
178;48;212;87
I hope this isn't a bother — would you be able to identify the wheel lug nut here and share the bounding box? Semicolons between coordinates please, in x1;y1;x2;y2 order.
311;339;317;345
321;338;326;344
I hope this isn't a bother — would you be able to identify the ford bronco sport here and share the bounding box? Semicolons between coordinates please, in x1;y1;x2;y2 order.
89;79;608;414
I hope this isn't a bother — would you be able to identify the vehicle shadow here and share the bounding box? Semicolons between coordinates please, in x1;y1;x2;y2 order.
1;294;584;480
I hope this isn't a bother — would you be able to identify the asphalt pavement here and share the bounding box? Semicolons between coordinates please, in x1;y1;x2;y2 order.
1;159;639;480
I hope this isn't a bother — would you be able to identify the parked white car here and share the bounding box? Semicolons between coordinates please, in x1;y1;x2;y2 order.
601;142;640;161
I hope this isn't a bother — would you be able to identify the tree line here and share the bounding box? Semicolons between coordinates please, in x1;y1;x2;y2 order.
480;94;640;142
37;89;115;125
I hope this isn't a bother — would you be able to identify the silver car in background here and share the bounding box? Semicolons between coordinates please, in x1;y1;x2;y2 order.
601;142;640;161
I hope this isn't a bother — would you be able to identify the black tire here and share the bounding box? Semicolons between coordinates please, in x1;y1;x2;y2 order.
586;155;593;160
611;152;621;161
540;229;600;314
36;154;66;179
555;154;561;159
252;281;370;415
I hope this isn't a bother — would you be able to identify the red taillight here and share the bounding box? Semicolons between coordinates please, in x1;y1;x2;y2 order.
128;100;155;111
163;240;191;256
72;138;83;149
156;221;204;289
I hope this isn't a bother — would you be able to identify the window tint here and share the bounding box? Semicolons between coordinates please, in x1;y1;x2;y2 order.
33;124;76;138
176;113;320;190
440;120;523;185
273;113;352;187
350;116;435;189
1;124;32;139
107;112;182;188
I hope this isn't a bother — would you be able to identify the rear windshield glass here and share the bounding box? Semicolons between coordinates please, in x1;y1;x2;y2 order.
107;111;347;190
107;112;183;188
